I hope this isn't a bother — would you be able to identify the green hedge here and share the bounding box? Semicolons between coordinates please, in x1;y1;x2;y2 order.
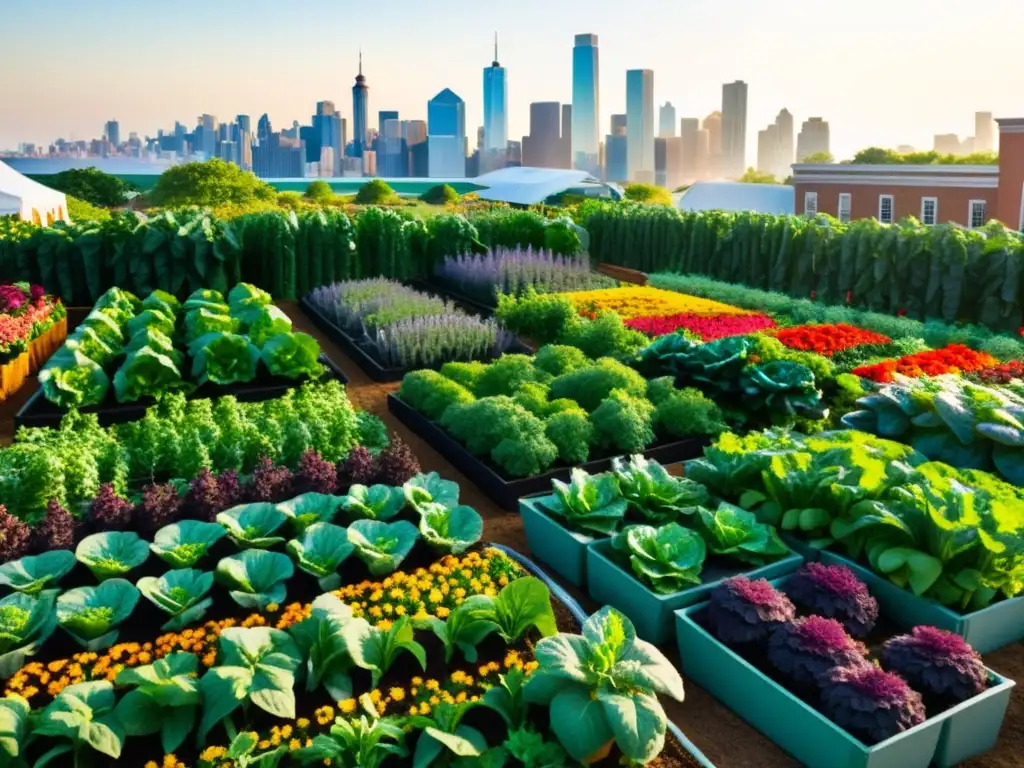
0;207;581;304
584;204;1024;332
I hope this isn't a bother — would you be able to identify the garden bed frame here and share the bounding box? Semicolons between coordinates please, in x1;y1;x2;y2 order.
387;393;709;510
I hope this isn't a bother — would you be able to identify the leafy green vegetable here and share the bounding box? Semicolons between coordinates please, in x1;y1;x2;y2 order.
197;627;302;743
525;606;684;764
348;519;420;576
75;531;150;581
286;522;354;591
113;345;185;403
277;492;345;533
416;596;500;664
345;615;427;688
185;307;238;344
740;360;826;421
490;576;558;644
694;503;790;566
215;550;294;609
228;282;273;314
0;591;57;677
341;484;406;521
113;652;201;754
611;523;706;594
403;472;460;513
408;701;490;768
417;503;483;555
0;694;30;763
56;579;139;650
150;520;228;568
0;550;76;594
243;305;293;348
182;288;227;313
39;350;111;408
481;666;531;730
288;593;360;700
261;332;322;379
32;681;125;763
189;331;260;386
541;469;627;537
611;454;710;523
216;502;289;549
64;325;118;366
137;569;215;631
142;289;181;318
291;716;408;768
503;725;570;768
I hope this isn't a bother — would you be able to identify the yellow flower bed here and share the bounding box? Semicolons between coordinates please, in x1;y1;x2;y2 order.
559;285;751;319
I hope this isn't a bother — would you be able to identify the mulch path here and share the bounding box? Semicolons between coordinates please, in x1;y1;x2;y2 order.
2;300;1020;768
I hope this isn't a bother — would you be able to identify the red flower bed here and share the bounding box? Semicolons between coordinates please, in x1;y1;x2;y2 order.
976;360;1024;384
625;312;776;340
853;344;999;383
773;323;890;357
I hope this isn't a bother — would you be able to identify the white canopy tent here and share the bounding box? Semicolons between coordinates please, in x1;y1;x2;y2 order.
0;160;70;224
474;166;623;205
676;181;795;215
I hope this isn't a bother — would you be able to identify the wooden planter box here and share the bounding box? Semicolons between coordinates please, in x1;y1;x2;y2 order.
0;315;68;403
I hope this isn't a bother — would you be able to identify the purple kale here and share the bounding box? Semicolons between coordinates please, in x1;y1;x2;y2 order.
246;458;294;503
768;616;869;687
217;470;243;510
705;576;797;645
821;664;925;745
786;562;879;638
134;483;182;535
31;500;77;552
293;450;339;495
881;626;987;703
88;484;135;532
181;468;230;522
0;505;31;562
374;438;421;486
337;446;379;487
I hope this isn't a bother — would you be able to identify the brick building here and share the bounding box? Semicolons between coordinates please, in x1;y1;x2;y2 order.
793;117;1024;229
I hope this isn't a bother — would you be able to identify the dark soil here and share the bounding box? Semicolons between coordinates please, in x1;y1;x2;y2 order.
4;302;1021;768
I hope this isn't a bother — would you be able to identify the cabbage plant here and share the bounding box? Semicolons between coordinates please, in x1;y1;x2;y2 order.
215;550;294;609
0;550;76;594
403;472;460;513
417;503;483;555
150;520;228;568
611;523;706;595
183;288;227;313
0;694;30;764
246;305;294;347
345;615;426;688
32;681;125;763
288;594;360;700
541;468;627;536
216;502;289;549
185;307;238;344
611;454;710;524
197;627;302;743
277;492;345;533
113;652;201;754
137;569;215;631
0;591;57;676
112;345;185;404
56;579;140;650
261;332;322;379
286;523;354;591
694;503;790;566
348;519;419;576
525;606;684;764
75;531;150;581
228;282;273;314
340;484;406;521
189;332;260;387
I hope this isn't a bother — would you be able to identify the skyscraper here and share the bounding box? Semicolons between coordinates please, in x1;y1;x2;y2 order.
561;104;573;168
378;111;398;136
104;120;120;147
659;103;676;138
311;101;344;176
482;32;508;173
721;81;748;178
571;34;600;173
427;88;467;178
975;112;996;153
679;118;702;183
352;51;369;157
776;109;794;176
757;124;779;175
626;69;655;183
797;117;830;161
522;102;565;169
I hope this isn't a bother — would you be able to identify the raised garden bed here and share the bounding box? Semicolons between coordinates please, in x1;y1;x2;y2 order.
14;353;348;429
299;293;530;382
410;277;499;317
388;393;709;510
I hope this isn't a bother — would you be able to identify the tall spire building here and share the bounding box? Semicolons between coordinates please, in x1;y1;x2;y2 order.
482;32;508;172
352;50;369;157
571;34;600;174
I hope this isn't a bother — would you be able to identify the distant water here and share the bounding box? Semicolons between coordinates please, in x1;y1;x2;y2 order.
4;158;174;175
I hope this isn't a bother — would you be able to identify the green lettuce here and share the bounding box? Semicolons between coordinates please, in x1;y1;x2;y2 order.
611;523;706;594
189;332;260;386
260;332;322;379
56;579;140;650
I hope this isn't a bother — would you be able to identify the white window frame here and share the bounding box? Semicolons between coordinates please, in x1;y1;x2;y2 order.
804;191;818;215
920;197;938;226
878;195;894;224
837;193;851;224
968;199;987;229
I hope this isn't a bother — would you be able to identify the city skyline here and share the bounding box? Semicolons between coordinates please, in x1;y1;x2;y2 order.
4;0;1022;164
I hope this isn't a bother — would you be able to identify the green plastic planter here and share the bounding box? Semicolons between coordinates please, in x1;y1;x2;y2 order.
818;550;1024;654
519;496;596;587
586;538;802;643
674;603;956;768
932;671;1014;768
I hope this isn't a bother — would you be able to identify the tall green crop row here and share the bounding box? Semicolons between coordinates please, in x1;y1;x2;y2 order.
583;204;1024;332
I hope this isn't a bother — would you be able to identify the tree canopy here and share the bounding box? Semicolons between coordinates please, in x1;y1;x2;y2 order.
147;159;277;208
420;184;460;205
848;147;999;165
37;167;136;207
303;180;335;202
355;179;400;205
738;168;780;184
623;183;673;206
800;151;835;164
66;195;113;222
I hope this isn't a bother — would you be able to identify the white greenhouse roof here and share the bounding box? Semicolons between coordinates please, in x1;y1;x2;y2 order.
0;160;70;223
474;166;619;205
677;181;795;215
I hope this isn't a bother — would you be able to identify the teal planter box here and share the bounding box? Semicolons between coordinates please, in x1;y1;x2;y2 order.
818;550;1024;654
780;533;827;563
932;671;1014;768
519;496;596;587
674;603;957;768
587;538;802;643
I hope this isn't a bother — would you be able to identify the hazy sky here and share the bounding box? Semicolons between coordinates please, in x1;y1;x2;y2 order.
3;0;1023;162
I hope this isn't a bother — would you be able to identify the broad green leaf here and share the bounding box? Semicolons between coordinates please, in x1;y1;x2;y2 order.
550;687;613;763
0;551;76;594
75;531;150;581
151;520;228;569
